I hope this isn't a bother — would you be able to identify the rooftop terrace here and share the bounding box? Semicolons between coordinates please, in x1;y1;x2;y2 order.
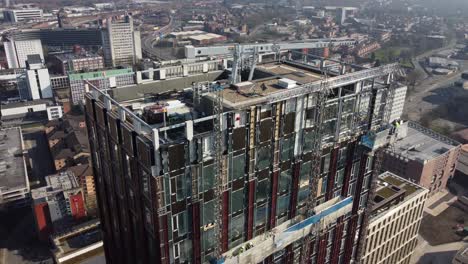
371;171;427;220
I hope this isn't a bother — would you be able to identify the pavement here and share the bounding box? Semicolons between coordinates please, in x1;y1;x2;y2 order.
410;188;468;264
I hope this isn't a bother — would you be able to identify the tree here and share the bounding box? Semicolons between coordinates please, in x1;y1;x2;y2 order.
406;69;424;88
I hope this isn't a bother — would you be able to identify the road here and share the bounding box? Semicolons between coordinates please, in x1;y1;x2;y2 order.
404;43;468;127
411;39;457;79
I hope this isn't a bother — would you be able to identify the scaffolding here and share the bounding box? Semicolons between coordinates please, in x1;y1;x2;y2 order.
212;82;228;258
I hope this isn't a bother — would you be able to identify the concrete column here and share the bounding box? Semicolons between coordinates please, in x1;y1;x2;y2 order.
136;71;143;84
159;69;166;80
148;68;154;80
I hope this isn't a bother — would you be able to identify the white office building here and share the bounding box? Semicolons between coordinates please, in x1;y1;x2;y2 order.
25;55;52;100
4;37;44;68
102;15;142;67
3;9;43;22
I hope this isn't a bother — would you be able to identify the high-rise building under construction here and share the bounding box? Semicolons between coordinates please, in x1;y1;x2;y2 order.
84;49;405;264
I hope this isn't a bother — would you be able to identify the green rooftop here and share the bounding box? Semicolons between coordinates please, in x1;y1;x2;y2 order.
68;68;133;81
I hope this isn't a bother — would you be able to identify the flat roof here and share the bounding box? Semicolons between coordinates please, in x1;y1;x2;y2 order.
390;121;460;163
257;63;322;84
0;127;28;194
371;171;427;220
0;99;51;109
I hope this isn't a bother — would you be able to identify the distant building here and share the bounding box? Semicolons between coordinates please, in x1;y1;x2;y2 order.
102;15;142;67
361;171;428;264
453;244;468;264
382;121;461;195
0;99;52;122
3;9;43;22
68;68;134;105
3;36;44;68
0;127;30;208
25;54;53;100
31;171;86;241
50;75;70;90
50;53;104;75
47;105;64;120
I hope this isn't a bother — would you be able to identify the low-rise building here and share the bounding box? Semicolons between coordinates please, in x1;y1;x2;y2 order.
382;121;461;195
50;53;104;75
361;171;428;264
45;115;90;171
68;164;96;217
0;127;30;207
31;171;86;241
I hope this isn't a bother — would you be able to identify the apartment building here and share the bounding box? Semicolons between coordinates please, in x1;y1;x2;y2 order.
361;171;428;264
84;53;403;264
381;121;461;195
102;15;142;67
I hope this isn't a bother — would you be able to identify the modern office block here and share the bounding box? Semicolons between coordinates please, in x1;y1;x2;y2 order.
3;37;44;68
361;171;428;264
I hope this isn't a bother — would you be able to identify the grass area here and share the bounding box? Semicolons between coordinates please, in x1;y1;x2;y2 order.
374;46;412;64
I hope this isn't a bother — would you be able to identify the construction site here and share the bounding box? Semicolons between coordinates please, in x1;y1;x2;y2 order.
83;40;406;264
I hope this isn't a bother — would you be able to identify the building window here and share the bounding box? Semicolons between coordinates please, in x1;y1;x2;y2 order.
255;205;267;228
229;213;244;242
279;169;292;193
202;165;215;192
335;169;345;187
256;179;270;203
231;154;245;181
231;188;244;214
281;137;294;161
299;162;311;188
175;174;186;201
277;195;290;216
173;211;187;236
257;145;271;169
321;154;331;174
203;200;215;226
